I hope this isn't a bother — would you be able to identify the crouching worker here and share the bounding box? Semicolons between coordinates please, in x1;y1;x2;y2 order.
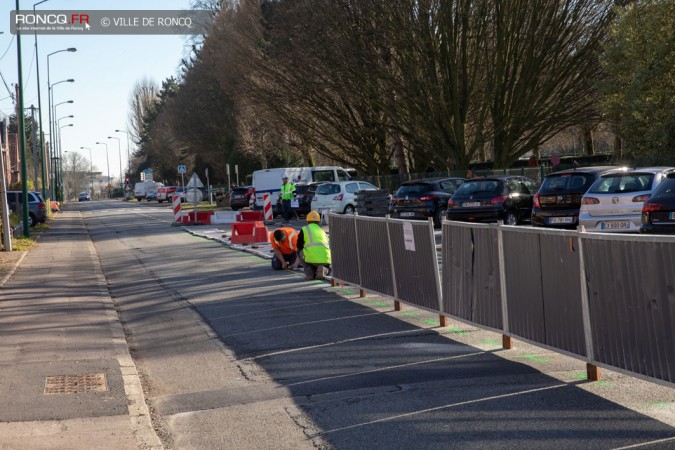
270;227;299;270
297;211;331;281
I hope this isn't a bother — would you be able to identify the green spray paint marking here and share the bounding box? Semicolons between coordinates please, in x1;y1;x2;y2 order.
515;354;550;364
372;301;389;308
482;340;500;346
652;402;669;408
574;372;589;380
312;280;327;284
595;381;612;387
424;319;438;326
448;327;468;336
403;312;419;318
337;289;356;295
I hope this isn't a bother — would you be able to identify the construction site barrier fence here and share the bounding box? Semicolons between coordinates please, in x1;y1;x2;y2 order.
328;213;675;387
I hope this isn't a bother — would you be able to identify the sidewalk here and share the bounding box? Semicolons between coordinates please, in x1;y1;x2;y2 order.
0;209;161;449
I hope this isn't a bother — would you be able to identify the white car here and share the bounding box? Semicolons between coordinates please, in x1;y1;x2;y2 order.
578;167;673;232
312;181;379;214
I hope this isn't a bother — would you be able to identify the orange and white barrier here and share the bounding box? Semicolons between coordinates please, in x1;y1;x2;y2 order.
263;193;273;222
173;195;182;223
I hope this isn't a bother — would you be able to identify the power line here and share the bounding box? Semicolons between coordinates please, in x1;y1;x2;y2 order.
0;35;15;61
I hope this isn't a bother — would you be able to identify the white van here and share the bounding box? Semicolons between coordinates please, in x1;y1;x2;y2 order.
251;166;354;209
134;181;164;201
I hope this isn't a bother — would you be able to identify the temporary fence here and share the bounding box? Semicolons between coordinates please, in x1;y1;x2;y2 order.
328;213;675;387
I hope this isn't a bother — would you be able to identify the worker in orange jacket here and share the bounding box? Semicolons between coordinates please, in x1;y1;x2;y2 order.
269;227;300;270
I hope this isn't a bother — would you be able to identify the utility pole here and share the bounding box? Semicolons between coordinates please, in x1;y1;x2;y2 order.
31;105;39;189
16;0;30;237
0;116;12;251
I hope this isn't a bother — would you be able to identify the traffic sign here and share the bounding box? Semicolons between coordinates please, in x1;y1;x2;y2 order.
178;165;186;174
186;172;204;188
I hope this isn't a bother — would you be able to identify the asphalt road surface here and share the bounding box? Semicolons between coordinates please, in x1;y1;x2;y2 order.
77;200;675;449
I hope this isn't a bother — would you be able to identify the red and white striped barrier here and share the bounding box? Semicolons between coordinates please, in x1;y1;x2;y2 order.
173;195;182;223
263;193;273;222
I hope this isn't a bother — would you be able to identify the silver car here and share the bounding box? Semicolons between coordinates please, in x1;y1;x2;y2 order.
579;167;673;232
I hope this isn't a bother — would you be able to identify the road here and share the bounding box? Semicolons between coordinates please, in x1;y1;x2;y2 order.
76;200;675;449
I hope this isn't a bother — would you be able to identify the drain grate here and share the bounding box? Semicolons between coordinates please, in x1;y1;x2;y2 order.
44;373;108;394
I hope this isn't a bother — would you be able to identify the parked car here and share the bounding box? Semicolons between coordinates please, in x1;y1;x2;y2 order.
5;191;47;227
640;169;675;234
390;177;464;227
531;166;618;228
578;167;673;233
230;186;253;211
446;176;539;225
145;190;158;201
78;191;91;201
312;180;379;214
274;182;320;216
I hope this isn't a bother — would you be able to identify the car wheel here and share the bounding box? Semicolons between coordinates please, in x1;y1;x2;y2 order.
505;210;519;226
343;204;355;215
28;213;36;228
231;206;239;211
434;207;447;228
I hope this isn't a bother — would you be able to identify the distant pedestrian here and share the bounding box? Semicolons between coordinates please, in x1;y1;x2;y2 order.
269;227;299;270
297;211;331;281
280;175;296;223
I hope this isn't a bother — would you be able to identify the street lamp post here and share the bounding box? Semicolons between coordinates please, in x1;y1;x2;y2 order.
108;136;122;189
48;79;74;197
34;0;50;200
58;123;73;201
16;0;30;236
46;47;76;196
114;129;131;177
80;146;93;195
96;142;111;199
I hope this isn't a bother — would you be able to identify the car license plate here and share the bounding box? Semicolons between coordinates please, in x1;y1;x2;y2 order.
463;202;480;207
600;221;630;230
670;212;675;220
400;212;415;217
548;216;573;224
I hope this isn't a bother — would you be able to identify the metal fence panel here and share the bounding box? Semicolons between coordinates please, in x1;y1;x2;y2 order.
583;235;675;384
328;214;360;285
388;219;440;311
540;232;586;357
503;229;546;343
442;222;503;330
502;228;586;356
355;217;396;297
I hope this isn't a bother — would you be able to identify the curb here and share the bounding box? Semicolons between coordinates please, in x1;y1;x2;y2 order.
0;251;27;288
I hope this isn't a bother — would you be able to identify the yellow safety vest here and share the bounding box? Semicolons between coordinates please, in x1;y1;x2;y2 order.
280;182;296;200
301;224;331;264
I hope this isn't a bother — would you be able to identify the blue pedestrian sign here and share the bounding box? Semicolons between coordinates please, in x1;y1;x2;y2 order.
178;165;186;174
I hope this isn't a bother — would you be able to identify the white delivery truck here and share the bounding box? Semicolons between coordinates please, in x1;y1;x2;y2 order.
251;166;354;210
134;181;164;201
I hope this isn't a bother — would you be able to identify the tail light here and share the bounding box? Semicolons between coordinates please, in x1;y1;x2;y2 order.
491;195;508;205
333;194;344;201
38;202;45;210
419;194;437;201
533;193;541;208
448;198;455;207
245;189;251;195
582;197;599;205
632;194;650;202
642;202;663;213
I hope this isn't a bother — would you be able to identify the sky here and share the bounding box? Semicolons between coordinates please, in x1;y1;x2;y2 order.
0;0;195;184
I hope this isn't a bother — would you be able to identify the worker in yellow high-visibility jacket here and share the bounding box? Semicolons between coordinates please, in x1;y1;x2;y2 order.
280;175;296;223
297;211;331;281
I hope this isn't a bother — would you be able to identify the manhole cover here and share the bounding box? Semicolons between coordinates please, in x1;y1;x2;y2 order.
44;373;108;394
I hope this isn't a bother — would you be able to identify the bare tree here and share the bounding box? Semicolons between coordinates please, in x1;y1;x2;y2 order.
127;77;159;146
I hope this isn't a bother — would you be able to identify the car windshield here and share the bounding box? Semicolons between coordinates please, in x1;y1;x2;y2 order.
589;174;654;194
316;183;340;195
454;180;502;195
395;184;431;195
540;174;593;193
